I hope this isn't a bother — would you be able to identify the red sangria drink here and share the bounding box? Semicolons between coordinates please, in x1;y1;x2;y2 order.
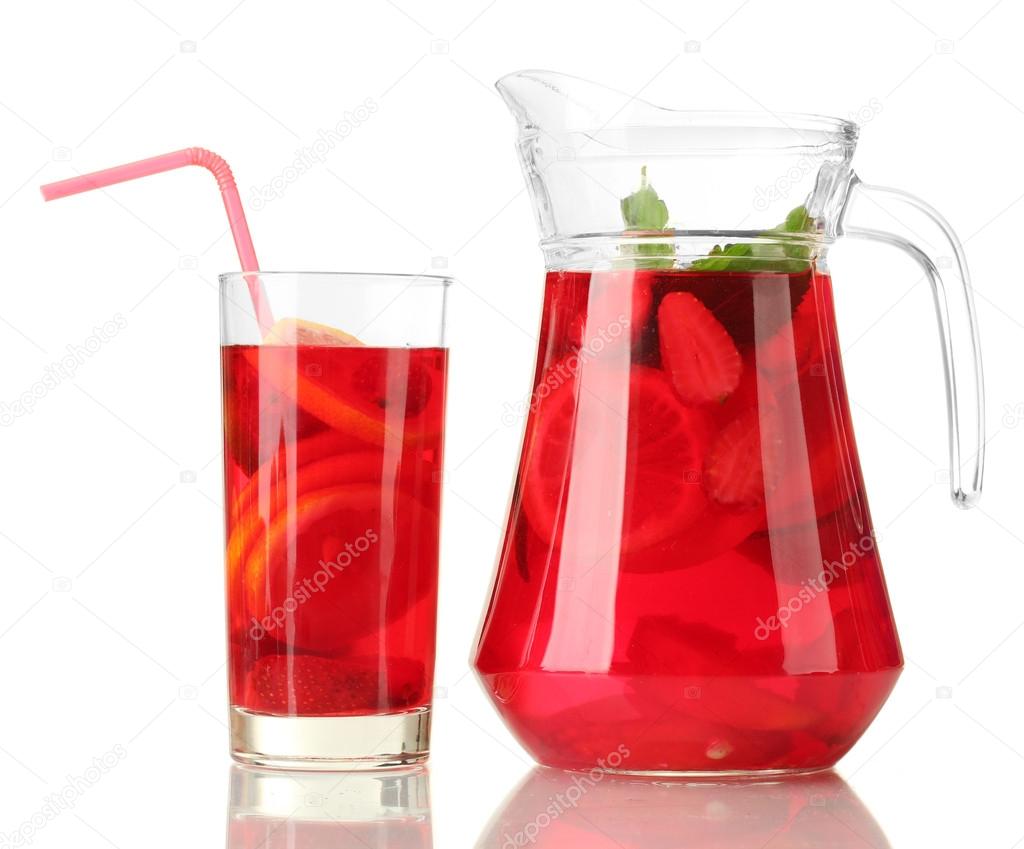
474;262;903;773
222;272;448;768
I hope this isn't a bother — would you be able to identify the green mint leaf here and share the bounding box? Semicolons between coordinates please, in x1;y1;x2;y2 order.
619;166;674;268
782;205;812;233
691;204;814;272
620;165;670;231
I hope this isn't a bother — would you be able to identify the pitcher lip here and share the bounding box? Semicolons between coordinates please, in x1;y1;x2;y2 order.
496;69;859;150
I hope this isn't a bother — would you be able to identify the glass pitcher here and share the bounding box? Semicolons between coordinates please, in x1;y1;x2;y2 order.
473;70;985;774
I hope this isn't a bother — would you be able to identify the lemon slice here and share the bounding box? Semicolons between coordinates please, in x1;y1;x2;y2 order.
263;317;363;346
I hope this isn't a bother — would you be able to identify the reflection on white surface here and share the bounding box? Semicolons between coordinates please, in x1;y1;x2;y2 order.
477;767;891;848
227;764;432;848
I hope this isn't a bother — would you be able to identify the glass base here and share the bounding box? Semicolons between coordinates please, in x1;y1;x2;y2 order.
230;705;431;770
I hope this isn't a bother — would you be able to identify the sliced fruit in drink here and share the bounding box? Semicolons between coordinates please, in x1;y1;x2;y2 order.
705;379;854;526
228;429;383;523
244;348;392;447
229;447;384;521
658;291;742;404
243;484;436;652
347;351;445;436
226;449;386;572
704;407;772;508
768;373;859;524
246;654;425;715
522;365;708;551
262;317;363;347
681;268;813;346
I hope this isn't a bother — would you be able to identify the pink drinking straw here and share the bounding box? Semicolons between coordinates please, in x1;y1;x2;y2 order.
40;147;274;335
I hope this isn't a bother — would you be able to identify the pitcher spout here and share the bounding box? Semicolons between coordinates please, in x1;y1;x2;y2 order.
496;69;666;140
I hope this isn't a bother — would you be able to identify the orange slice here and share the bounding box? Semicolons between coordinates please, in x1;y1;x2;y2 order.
523;365;710;552
255;318;392;445
262;317;364;346
240;484;437;652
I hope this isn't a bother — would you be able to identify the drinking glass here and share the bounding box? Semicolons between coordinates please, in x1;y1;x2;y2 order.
221;271;449;768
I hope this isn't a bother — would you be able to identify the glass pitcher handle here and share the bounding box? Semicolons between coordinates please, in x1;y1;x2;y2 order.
837;176;985;508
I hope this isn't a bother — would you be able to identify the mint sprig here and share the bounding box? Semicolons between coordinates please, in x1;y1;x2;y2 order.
621;165;669;230
619;166;674;268
691;205;815;272
618;168;815;272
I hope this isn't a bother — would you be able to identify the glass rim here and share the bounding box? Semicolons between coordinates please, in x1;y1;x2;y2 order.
218;271;454;287
566;110;860;140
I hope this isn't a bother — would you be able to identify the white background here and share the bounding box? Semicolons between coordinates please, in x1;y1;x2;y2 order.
2;1;1023;846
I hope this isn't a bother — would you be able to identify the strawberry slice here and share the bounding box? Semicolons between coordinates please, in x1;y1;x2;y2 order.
705;369;858;526
246;654;425;715
658;292;742;404
704;408;772;508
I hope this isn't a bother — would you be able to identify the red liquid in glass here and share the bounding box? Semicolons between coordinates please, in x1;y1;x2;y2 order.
474;267;902;772
223;344;446;717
